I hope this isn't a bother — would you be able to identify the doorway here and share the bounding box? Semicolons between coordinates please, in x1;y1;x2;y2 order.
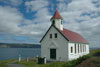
50;49;56;59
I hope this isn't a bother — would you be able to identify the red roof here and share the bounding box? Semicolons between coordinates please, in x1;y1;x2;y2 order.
58;28;88;43
51;10;63;20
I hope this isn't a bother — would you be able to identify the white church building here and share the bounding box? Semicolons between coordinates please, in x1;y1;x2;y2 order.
40;10;89;61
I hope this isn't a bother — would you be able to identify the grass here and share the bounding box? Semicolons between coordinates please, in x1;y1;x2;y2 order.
89;49;100;55
63;55;91;67
0;49;100;67
0;59;15;67
15;49;100;67
15;55;90;67
16;59;66;67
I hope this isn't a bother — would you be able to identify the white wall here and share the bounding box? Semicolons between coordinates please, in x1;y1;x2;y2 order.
52;19;63;30
41;26;68;61
41;26;90;61
68;43;89;60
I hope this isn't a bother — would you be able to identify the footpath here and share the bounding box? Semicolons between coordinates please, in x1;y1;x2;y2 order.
7;61;24;67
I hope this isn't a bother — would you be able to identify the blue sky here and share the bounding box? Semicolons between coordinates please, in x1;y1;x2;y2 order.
0;0;100;48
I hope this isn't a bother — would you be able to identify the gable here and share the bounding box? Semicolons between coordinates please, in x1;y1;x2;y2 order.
40;24;88;44
40;25;53;43
40;25;69;43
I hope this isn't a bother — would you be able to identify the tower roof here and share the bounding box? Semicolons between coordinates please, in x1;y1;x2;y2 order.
51;10;63;20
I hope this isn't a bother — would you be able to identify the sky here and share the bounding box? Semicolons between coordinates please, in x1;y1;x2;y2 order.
0;0;100;48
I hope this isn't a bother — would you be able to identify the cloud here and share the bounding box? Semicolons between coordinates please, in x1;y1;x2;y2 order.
0;0;51;43
0;5;46;43
25;0;49;12
0;6;23;35
56;0;100;47
0;0;22;6
0;0;100;47
24;0;51;40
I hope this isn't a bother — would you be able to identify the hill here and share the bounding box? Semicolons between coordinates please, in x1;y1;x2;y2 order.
0;43;41;48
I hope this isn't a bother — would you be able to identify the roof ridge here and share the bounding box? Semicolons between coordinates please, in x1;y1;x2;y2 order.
58;28;88;44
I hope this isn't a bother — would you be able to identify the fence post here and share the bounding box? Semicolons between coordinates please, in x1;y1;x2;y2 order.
44;57;46;64
36;55;38;63
19;54;21;62
27;57;29;62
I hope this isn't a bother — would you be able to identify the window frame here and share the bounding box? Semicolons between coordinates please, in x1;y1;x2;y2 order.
50;34;52;39
55;33;57;38
52;20;55;25
75;44;76;54
71;46;73;53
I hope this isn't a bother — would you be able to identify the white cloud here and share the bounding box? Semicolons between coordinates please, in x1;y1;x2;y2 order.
24;0;51;40
0;5;49;43
0;6;23;34
67;0;97;12
0;0;22;6
56;0;100;47
0;0;100;47
25;0;49;12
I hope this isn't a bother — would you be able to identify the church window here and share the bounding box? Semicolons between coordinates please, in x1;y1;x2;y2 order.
53;20;55;25
75;44;76;54
78;44;79;53
61;20;63;24
80;44;82;53
83;45;84;52
50;34;52;38
71;47;73;53
55;33;57;38
85;45;86;52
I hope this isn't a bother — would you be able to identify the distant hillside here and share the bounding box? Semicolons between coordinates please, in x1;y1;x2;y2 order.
0;43;41;48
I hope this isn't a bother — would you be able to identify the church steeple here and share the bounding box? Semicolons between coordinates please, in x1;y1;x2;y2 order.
50;10;63;30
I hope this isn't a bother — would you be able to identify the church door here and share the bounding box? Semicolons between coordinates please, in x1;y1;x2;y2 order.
50;49;56;59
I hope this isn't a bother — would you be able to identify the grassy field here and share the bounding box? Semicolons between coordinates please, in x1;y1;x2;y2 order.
0;49;100;67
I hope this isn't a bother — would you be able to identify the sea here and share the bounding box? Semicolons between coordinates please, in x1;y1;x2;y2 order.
0;48;41;60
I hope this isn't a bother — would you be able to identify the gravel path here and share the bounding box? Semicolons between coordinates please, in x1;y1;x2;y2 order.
7;64;24;67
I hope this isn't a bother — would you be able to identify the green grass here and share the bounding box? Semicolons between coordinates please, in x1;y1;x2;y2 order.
89;49;100;55
15;55;90;67
15;49;100;67
0;59;15;67
63;55;91;67
16;59;66;67
0;49;100;67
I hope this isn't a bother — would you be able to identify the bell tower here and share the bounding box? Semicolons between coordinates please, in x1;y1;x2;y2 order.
50;10;63;30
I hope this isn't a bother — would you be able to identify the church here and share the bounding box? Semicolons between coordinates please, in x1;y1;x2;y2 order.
40;10;89;61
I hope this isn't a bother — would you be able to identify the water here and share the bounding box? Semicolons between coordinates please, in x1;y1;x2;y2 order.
0;48;41;60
